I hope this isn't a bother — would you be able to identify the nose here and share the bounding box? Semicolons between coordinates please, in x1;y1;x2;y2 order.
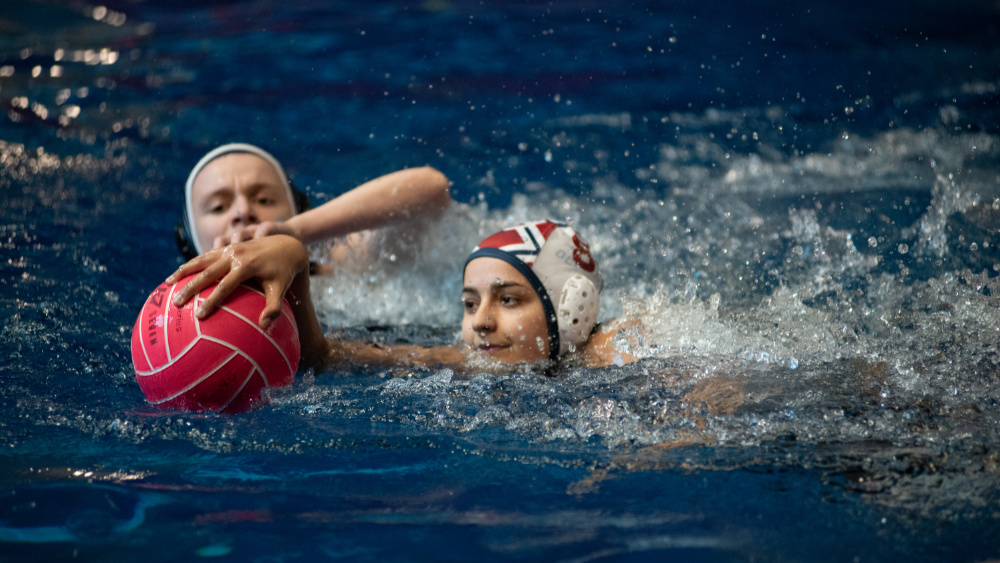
229;196;258;227
472;302;496;333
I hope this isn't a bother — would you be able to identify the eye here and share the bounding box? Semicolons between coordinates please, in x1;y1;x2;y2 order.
501;295;518;307
257;196;274;205
462;299;477;313
208;202;226;214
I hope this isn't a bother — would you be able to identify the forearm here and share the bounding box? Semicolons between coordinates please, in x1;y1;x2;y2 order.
288;166;451;244
286;268;333;370
324;340;466;369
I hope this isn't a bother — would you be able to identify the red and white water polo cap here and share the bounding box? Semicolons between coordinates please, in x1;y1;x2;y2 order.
465;220;603;360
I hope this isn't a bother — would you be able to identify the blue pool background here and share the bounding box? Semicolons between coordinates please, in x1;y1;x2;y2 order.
2;0;1000;561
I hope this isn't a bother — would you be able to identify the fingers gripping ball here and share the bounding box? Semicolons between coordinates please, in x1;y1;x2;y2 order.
130;275;300;414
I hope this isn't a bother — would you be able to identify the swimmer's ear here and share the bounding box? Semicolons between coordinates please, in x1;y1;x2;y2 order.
175;219;199;261
289;181;311;214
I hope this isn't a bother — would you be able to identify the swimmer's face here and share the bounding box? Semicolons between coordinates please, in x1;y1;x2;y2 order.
461;257;550;363
190;153;294;251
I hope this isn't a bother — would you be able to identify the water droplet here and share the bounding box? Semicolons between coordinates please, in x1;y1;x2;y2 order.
868;237;878;248
897;243;909;254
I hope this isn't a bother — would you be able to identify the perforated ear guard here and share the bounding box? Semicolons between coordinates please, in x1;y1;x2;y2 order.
557;274;600;354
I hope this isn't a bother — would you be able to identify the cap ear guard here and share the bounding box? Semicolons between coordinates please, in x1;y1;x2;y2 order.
557;273;600;355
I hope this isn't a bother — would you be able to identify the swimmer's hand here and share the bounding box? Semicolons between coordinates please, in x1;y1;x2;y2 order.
213;220;300;250
167;235;310;330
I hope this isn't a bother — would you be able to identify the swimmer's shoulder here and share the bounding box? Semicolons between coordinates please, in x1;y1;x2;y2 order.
579;317;642;368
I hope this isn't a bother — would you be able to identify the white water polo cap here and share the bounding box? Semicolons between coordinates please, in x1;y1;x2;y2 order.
183;143;296;256
465;220;603;360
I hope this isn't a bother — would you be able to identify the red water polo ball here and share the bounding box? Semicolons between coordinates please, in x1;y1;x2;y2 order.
130;274;300;414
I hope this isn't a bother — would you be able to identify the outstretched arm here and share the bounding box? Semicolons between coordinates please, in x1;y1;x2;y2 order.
220;166;452;247
325;339;466;369
291;166;451;244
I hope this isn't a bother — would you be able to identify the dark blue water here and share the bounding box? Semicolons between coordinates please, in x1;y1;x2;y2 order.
2;1;1000;561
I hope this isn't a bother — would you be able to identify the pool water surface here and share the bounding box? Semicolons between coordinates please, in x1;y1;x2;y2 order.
2;0;1000;561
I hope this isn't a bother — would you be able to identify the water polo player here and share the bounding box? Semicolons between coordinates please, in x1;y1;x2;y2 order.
167;221;637;370
461;220;631;366
177;143;452;273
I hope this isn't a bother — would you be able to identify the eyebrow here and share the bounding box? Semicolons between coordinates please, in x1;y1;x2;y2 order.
244;182;282;192
199;182;282;202
462;281;528;294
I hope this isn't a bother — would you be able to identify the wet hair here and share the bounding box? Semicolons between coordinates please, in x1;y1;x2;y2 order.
174;143;311;261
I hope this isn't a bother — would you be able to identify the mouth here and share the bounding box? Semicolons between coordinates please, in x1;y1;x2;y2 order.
477;343;511;355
